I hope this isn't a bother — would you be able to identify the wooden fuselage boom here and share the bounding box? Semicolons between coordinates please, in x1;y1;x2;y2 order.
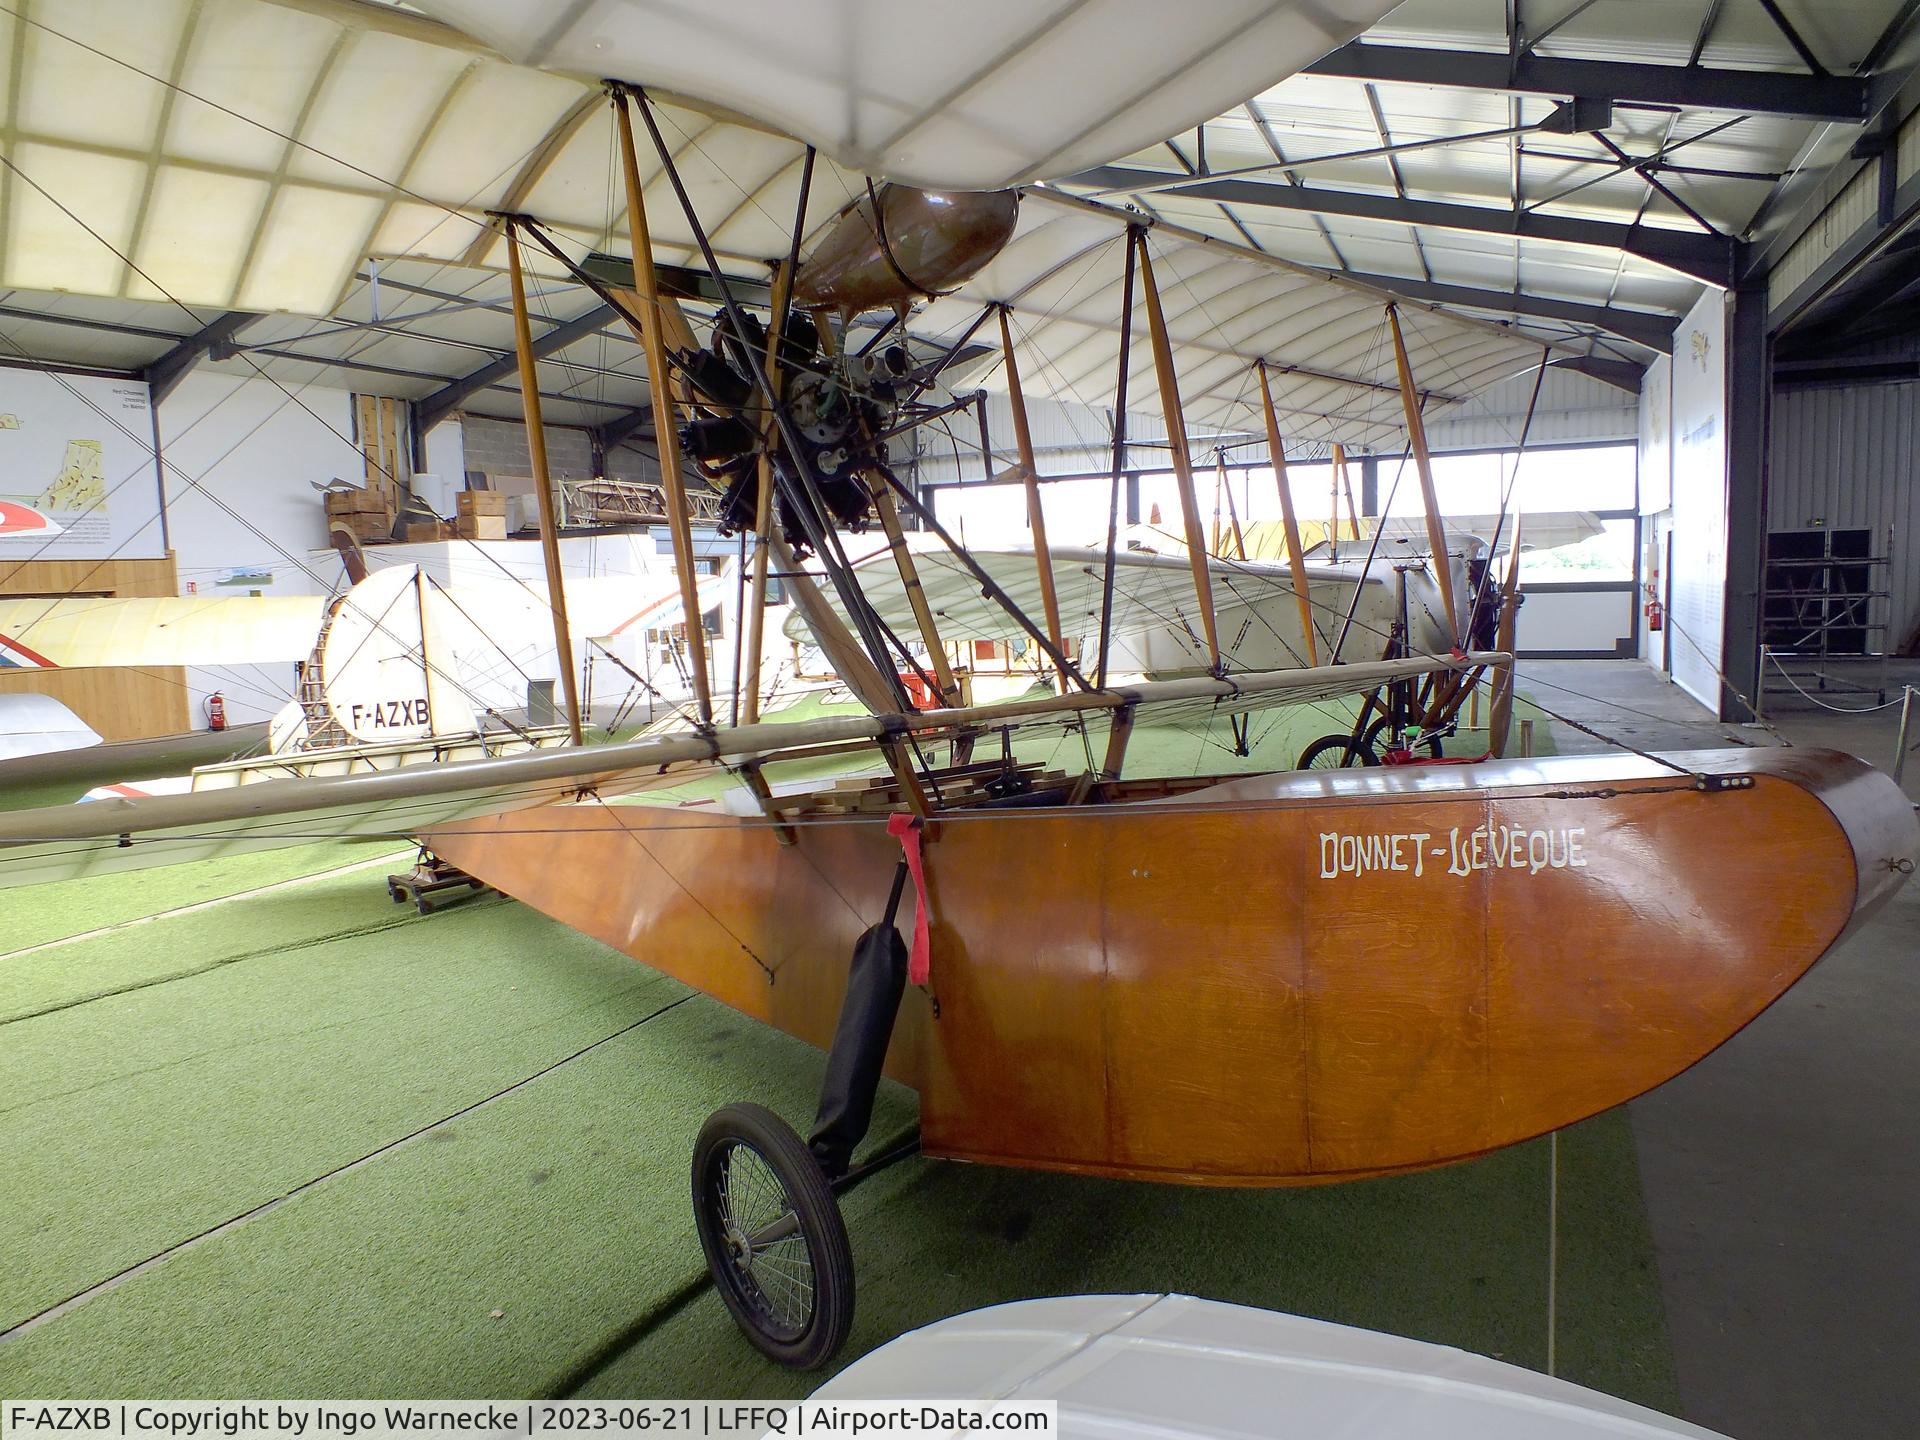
423;747;1914;1187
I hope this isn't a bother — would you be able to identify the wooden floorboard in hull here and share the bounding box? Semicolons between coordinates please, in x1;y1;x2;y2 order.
421;746;1917;1186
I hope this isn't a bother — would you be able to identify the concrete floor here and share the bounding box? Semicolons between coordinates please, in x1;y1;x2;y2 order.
1520;659;1919;1440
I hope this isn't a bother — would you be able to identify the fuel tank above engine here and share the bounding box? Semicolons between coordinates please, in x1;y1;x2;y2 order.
793;185;1019;314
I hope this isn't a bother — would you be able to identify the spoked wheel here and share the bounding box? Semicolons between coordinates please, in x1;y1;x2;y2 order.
1364;717;1443;760
692;1103;853;1369
1298;733;1378;770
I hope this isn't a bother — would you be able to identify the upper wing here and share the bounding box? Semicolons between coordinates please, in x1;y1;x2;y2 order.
0;594;325;668
1367;511;1605;557
1;0;1555;453
0;570;730;673
407;1;1400;190
780;535;1372;647
556;573;735;639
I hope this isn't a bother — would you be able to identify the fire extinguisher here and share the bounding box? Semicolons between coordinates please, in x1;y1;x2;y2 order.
205;692;227;731
1644;592;1664;632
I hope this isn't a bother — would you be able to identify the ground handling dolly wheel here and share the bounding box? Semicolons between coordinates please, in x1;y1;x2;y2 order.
692;1103;853;1369
1298;733;1378;769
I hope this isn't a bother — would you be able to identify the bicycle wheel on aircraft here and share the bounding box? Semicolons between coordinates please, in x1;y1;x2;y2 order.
1364;716;1444;759
692;1103;853;1369
1298;734;1378;770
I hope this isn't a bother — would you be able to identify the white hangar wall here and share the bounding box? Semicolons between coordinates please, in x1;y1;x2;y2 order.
1639;289;1730;712
154;383;671;729
1636;353;1672;672
157;372;354;727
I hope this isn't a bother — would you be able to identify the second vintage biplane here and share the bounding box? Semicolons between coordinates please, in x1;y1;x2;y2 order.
0;0;1912;1375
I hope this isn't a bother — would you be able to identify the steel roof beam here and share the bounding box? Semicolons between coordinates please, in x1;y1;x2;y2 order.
0;303;189;344
214;344;631;413
1065;165;1735;285
414;302;618;432
1303;41;1868;122
1767;160;1920;332
593;409;656;453
144;311;256;406
1548;354;1646;391
1334;270;1679;351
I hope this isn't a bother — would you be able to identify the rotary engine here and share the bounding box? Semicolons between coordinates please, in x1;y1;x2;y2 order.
671;184;1020;555
675;309;913;555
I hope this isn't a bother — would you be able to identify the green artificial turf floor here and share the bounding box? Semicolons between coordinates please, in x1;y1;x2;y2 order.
0;696;1672;1409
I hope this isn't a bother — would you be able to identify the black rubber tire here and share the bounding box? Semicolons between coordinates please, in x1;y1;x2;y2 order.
692;1103;853;1370
1298;734;1378;770
1364;716;1443;759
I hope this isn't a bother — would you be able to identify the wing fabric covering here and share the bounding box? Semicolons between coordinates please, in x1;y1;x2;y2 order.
778;538;1427;672
782;538;1364;643
0;595;324;668
0;652;1504;888
405;0;1400;190
0;574;726;671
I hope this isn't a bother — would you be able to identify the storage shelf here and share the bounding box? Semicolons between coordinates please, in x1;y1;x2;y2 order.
1761;527;1892;705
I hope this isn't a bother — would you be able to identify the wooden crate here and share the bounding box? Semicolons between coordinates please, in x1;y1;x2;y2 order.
324;487;391;519
354;393;406;512
455;514;507;541
402;521;450;543
337;512;394;542
457;489;508;517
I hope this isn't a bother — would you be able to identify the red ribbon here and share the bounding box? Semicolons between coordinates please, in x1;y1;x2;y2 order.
886;813;931;986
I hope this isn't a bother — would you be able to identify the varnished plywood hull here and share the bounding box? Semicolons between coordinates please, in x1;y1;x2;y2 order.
423;747;1916;1186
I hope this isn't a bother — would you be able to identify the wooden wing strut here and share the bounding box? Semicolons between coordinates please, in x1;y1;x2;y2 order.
740;257;791;727
1486;351;1550;756
614;92;714;725
1386;304;1460;645
1255;360;1319;667
999;306;1069;693
504;223;584;745
1134;230;1222;674
1487;504;1525;756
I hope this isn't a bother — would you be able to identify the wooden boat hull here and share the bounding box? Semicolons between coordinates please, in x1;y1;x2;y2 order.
422;746;1916;1186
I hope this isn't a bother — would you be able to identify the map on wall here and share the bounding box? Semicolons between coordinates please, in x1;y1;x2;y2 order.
0;371;162;561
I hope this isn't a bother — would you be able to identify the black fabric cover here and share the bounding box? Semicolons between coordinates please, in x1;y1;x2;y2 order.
809;869;910;1178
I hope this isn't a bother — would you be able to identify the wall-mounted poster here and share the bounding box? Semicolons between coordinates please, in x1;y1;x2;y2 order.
1638;353;1671;516
1668;290;1728;712
0;369;163;561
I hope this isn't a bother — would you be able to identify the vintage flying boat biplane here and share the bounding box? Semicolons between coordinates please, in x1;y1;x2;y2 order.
0;0;1912;1375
